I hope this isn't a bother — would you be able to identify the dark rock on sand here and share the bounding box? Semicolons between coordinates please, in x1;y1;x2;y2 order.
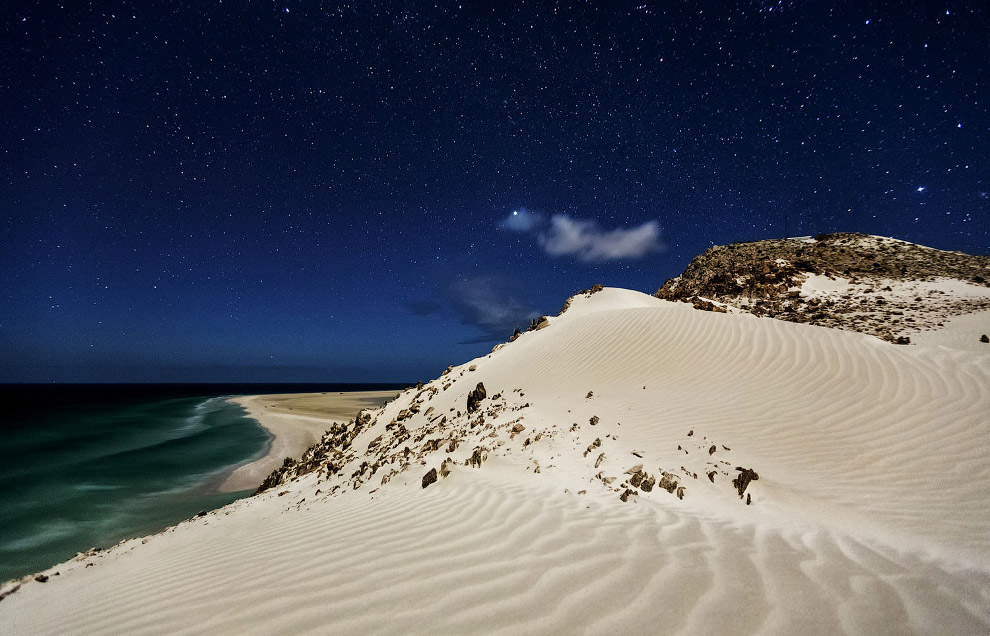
732;467;759;498
467;382;487;412
422;468;438;488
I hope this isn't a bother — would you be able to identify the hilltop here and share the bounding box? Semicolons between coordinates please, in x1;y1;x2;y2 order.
655;232;990;344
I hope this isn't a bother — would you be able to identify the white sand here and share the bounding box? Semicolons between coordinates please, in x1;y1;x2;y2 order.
220;391;399;492
3;288;989;634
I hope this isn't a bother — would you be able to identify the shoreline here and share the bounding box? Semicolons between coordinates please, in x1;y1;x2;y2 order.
218;390;399;492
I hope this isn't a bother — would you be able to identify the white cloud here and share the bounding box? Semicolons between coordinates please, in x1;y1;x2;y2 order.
539;214;663;262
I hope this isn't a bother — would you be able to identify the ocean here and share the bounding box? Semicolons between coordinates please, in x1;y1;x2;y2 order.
0;383;405;582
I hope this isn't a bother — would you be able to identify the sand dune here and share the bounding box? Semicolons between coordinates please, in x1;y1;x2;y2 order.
3;288;988;634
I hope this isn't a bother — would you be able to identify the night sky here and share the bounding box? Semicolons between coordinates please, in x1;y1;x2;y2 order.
2;1;987;383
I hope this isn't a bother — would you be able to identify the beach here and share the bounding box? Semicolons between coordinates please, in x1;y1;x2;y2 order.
2;285;988;634
220;391;400;492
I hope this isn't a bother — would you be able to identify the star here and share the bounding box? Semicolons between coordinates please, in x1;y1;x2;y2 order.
916;186;925;193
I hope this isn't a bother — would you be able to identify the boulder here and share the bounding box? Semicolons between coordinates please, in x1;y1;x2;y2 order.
421;468;438;489
658;472;679;494
732;467;759;498
466;382;487;412
640;475;655;492
468;447;487;468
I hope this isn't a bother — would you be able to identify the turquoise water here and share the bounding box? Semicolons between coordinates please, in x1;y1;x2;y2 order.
0;391;268;581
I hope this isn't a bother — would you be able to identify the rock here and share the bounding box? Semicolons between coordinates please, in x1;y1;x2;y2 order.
589;415;599;426
687;429;694;436
511;423;526;433
0;581;23;601
640;475;655;492
583;438;602;457
658;472;679;494
707;471;717;483
676;486;685;500
629;471;643;488
981;334;989;343
439;459;453;478
196;510;207;517
446;439;457;452
421;468;438;488
746;493;752;505
595;452;605;468
586;391;594;398
466;382;487;412
468;447;487;468
894;336;911;345
468;364;477;371
34;574;49;583
625;464;644;474
732;467;760;498
708;445;717;455
620;488;635;502
355;410;373;427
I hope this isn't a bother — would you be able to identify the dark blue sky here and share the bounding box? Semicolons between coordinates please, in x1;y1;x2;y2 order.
2;1;987;383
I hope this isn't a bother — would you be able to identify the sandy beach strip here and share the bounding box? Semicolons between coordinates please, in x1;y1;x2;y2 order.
219;391;399;492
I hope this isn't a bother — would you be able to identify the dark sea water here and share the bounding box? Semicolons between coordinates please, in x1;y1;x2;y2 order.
0;383;405;582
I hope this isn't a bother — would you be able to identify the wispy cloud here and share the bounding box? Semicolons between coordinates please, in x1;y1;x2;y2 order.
444;276;540;344
497;210;663;262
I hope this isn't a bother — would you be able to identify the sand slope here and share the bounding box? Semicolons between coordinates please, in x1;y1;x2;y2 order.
3;288;989;635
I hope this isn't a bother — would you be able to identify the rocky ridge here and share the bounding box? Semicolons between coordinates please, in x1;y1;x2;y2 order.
655;233;990;343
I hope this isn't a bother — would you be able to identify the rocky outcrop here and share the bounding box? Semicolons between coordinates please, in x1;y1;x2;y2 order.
256;412;372;494
655;233;990;343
